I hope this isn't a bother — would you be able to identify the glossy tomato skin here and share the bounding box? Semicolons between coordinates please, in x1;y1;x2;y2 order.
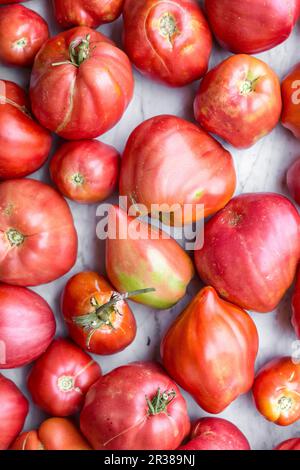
161;287;258;414
80;362;190;450
53;0;124;28
120;115;236;225
195;193;300;312
287;158;300;205
204;0;300;54
292;270;300;337
194;54;282;149
253;357;300;426
0;374;29;450
62;272;137;355
105;205;194;309
123;0;212;87
282;63;300;139
0;178;77;286
0;80;51;179
0;5;49;67
178;418;250;450
10;418;91;450
30;27;134;140
0;284;56;368
275;438;300;450
50;140;120;204
27;338;101;417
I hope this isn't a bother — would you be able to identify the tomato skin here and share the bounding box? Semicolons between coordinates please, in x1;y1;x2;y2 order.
292;271;300;337
0;374;29;450
287;158;300;205
0;80;51;179
62;272;137;355
195;193;300;313
178;418;250;450
282;63;300;140
253;357;300;426
0;5;49;67
50;140;120;204
205;0;300;54
0;178;77;286
106;205;194;309
0;284;56;368
10;418;91;450
30;27;134;140
123;0;212;87
194;54;282;149
161;287;258;414
275;438;300;450
120;115;236;225
53;0;124;28
80;362;190;450
27;338;102;417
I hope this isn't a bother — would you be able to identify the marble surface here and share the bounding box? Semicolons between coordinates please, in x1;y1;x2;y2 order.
2;0;300;451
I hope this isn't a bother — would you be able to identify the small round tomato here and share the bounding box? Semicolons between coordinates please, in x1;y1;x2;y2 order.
27;338;102;417
282;63;300;140
53;0;124;28
50;140;119;204
275;438;300;450
62;272;137;355
253;357;300;426
0;5;49;67
287;158;300;206
123;0;212;87
194;54;282;149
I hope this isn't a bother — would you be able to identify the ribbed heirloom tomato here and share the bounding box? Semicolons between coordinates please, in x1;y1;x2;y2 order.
53;0;124;28
30;27;134;140
282;63;300;139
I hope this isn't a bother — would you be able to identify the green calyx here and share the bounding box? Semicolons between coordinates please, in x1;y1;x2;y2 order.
52;34;91;68
71;173;85;186
240;76;259;95
6;228;25;247
146;388;176;415
159;13;177;41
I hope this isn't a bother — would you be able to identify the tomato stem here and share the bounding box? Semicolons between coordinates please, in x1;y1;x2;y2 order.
52;34;91;68
146;388;176;415
6;228;25;247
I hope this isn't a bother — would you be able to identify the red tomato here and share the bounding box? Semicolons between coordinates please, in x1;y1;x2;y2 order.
62;272;137;355
275;438;300;450
0;178;77;286
10;417;91;450
282;63;300;139
0;80;51;179
287;158;300;205
123;0;212;87
204;0;300;54
0;374;28;450
195;193;300;312
80;362;190;450
161;287;258;414
50;140;120;204
0;5;49;67
253;357;300;426
0;1;24;3
120;115;236;225
0;284;56;369
53;0;124;28
27;338;102;417
194;54;282;149
178;418;250;450
30;27;134;140
292;270;300;337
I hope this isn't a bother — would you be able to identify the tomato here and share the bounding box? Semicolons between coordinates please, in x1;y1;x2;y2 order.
161;287;258;414
194;54;282;149
50;140;120;204
0;80;51;179
10;417;91;450
178;418;250;450
53;0;124;28
119;115;236;225
195;193;300;313
0;1;24;3
62;272;137;355
204;0;300;54
0;284;56;368
80;362;190;450
105;205;194;309
123;0;212;87
0;374;28;450
282;63;300;140
0;5;49;67
0;178;77;286
27;338;101;417
292;270;300;337
287;158;300;205
275;438;300;450
30;27;134;140
253;357;300;426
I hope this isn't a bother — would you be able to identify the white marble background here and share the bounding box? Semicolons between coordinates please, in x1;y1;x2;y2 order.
2;0;300;451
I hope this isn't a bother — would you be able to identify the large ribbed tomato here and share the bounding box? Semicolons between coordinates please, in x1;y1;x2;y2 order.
30;27;134;140
53;0;124;28
161;287;258;414
282;63;300;140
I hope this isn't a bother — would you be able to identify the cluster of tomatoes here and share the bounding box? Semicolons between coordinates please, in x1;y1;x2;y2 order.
1;0;300;453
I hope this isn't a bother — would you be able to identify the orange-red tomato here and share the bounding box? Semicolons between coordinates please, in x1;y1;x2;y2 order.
282;63;300;140
53;0;124;28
